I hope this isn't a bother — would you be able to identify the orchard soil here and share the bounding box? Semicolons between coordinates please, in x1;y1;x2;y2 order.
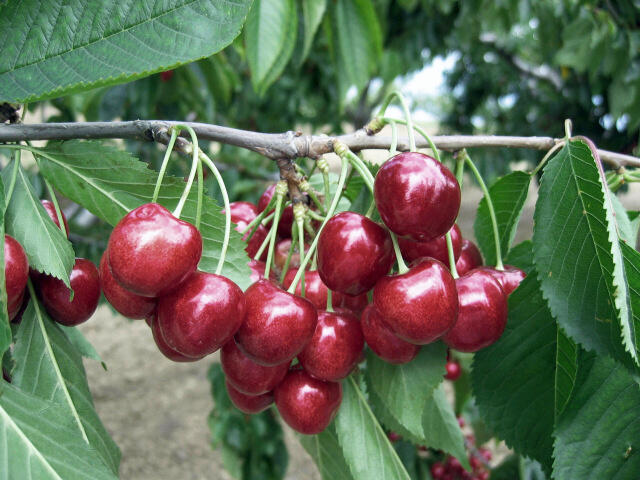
78;180;640;479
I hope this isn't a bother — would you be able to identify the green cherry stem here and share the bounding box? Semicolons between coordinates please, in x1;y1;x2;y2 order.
317;157;332;211
195;158;204;230
5;148;21;208
241;194;276;235
253;226;276;262
300;180;326;214
446;232;459;278
380;117;441;162
297;217;306;297
326;289;334;313
173;125;200;219
378;90;416;152
152;127;178;203
279;222;299;284
455;154;465;190
338;147;375;193
389;231;409;274
263;182;286;279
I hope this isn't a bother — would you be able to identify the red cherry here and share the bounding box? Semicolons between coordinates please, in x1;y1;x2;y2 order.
443;269;508;352
430;462;446;478
317;212;394;296
4;235;28;310
224;201;268;261
298;309;364;381
444;360;462;381
38;258;100;326
339;292;369;315
108;203;202;297
478;472;490;480
226;379;273;414
225;201;258;225
274;369;342;435
470;456;482;471
274;238;306;272
221;339;290;395
41;200;70;237
150;316;201;362
99;250;155;320
479;265;526;295
388;431;402;443
157;272;245;358
8;289;27;322
361;304;419;364
160;70;174;82
258;184;295;237
235;279;317;366
247;259;276;283
373;258;459;344
374;152;461;242
478;448;492;461
457;416;466;428
282;268;344;311
446;456;463;473
456;239;483;276
398;224;462;265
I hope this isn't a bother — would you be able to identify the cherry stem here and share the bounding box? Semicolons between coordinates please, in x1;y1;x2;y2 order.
152;127;178;203
301;183;326;214
279;223;298;283
446;232;459;278
378;90;416;152
389;231;409;274
288;153;349;294
306;209;325;222
455;155;465;190
530;141;565;177
317;158;331;211
241;194;276;235
173;125;200;219
380;117;441;162
462;150;504;270
5;149;21;208
297;217;306;296
253;226;275;262
263;185;285;279
326;289;334;313
340;148;375;193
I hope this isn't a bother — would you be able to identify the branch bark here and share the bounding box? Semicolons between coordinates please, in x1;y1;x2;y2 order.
1;120;638;168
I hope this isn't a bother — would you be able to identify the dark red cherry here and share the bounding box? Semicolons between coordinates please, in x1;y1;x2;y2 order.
224;201;268;261
4;235;28;310
258;184;294;237
340;292;369;315
38;258;100;326
8;289;26;322
455;239;483;276
444;360;462;381
157;271;245;358
226;379;273;414
248;259;276;283
274;238;305;272
160;70;174;82
298;309;364;381
373;258;458;344
41;200;70;237
274;369;342;435
225;201;258;225
150;316;201;362
360;304;420;364
235;279;317;366
99;250;155;320
374;152;461;242
388;431;401;443
480;265;526;295
282;269;344;311
398;224;462;265
443;269;508;352
108;203;202;297
221;339;290;395
317;211;394;296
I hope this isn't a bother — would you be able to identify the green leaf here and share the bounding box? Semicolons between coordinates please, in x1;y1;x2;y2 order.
621;242;640;354
0;382;118;480
245;0;298;95
300;0;327;64
532;139;638;369
610;193;637;245
33;141;252;290
365;343;446;439
472;274;555;471
504;240;535;274
553;354;640;479
58;325;106;369
299;424;355;480
0;0;252;103
0;179;9;360
334;376;410;480
554;328;578;419
1;160;74;287
13;300;121;474
474;171;531;266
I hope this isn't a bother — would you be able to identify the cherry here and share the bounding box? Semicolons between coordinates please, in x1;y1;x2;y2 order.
8;289;27;322
430;462;446;479
340;292;369;315
160;70;174;82
274;369;342;435
444;360;462;381
398;224;462;265
221;339;290;395
150;316;201;362
108;203;202;297
457;416;466;428
317;211;394;296
480;265;526;295
99;250;155;319
274;238;306;272
247;259;275;283
282;268;344;311
478;448;492;461
258;184;294;237
388;431;401;443
157;271;245;358
361;304;419;364
225;201;258;225
41;200;70;237
235;279;317;366
443;269;508;352
374;152;461;242
4;235;28;312
38;258;100;326
226;379;273;414
373;258;458;344
224;201;268;261
456;239;483;276
298;309;364;381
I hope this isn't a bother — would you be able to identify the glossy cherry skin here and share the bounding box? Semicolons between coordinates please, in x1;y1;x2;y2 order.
5;235;28;310
225;201;258;225
150;316;201;362
339;293;369;315
283;269;344;311
444;360;462;380
258;184;294;237
298;309;364;381
157;271;245;358
374;152;461;242
235;279;317;366
8;290;26;322
221;339;290;395
41;200;70;237
99;250;155;320
455;239;483;276
443;269;508;352
398;224;462;265
274;369;342;435
226;380;274;414
373;258;458;344
317;211;394;296
480;265;526;295
360;304;420;364
224;201;268;261
38;258;101;326
248;259;276;284
108;203;202;297
274;239;305;272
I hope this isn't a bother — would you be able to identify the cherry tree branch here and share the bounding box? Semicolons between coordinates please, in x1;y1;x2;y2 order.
0;120;638;168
